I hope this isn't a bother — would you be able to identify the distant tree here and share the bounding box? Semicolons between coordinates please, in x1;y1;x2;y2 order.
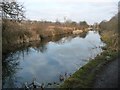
99;14;118;31
79;21;88;26
65;19;72;26
71;21;77;26
1;0;25;21
99;20;108;30
79;21;89;29
55;19;61;25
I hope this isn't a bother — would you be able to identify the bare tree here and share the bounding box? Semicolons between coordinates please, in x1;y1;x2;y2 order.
1;0;25;21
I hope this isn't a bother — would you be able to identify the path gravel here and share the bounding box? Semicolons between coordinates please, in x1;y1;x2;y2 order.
94;58;119;88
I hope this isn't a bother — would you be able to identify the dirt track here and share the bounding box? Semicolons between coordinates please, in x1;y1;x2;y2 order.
94;58;119;88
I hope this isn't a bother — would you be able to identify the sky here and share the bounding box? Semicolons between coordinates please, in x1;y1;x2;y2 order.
17;0;119;24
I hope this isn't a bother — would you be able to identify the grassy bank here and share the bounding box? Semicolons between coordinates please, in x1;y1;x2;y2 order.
2;19;89;55
60;36;118;88
60;14;119;88
60;49;118;88
2;19;89;46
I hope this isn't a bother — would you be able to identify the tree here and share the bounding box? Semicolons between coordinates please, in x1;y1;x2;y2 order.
79;21;89;29
55;18;61;25
118;1;120;28
1;0;25;21
71;21;77;26
99;20;107;30
79;21;88;26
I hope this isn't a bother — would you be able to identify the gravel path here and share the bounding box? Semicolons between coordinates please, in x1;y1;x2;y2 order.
94;58;119;88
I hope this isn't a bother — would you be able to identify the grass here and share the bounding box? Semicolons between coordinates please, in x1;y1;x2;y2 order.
60;29;119;88
60;49;118;88
2;19;89;46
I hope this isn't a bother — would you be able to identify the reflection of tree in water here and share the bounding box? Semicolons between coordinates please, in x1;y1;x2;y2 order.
3;33;88;55
78;31;87;38
2;32;90;88
55;36;73;44
34;43;47;53
28;41;48;53
55;32;88;44
93;30;98;34
2;53;21;88
34;35;67;52
33;35;74;53
2;45;33;88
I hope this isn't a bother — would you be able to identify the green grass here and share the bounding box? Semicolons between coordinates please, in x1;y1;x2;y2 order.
60;28;119;88
60;49;118;88
60;25;119;88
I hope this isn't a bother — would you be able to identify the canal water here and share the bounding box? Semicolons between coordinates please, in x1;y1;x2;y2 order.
2;31;105;88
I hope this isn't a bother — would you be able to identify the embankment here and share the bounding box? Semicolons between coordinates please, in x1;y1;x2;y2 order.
60;14;119;88
2;19;89;47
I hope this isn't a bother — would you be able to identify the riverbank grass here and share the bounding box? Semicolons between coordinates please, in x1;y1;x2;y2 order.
60;49;118;88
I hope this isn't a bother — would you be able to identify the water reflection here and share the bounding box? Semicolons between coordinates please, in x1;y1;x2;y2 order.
2;31;105;88
2;52;22;88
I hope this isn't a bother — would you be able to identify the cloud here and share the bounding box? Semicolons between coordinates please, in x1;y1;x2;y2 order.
18;0;119;3
18;0;119;24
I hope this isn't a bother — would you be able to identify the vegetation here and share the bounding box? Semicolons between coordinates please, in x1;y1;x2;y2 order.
60;13;119;88
79;21;89;30
99;13;119;51
2;0;32;46
2;17;89;48
61;50;118;88
1;0;25;21
2;0;119;89
99;15;118;32
2;20;33;46
2;1;89;47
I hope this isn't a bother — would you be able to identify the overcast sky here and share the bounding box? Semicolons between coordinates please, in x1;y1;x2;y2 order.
18;0;119;24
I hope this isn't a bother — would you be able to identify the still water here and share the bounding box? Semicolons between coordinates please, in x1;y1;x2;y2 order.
3;31;105;88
